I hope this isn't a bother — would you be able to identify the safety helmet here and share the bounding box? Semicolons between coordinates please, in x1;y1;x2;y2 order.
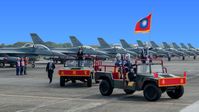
116;53;121;60
125;53;131;61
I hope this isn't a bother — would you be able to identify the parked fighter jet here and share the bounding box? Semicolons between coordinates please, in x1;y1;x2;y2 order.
31;33;109;60
180;43;199;55
97;38;138;57
0;57;17;67
162;42;186;60
120;39;157;57
69;36;109;59
145;40;174;61
171;42;197;59
188;43;199;51
0;44;66;67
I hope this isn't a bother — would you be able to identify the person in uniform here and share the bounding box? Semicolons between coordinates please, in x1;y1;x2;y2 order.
16;57;21;76
140;49;147;64
115;53;122;67
124;54;137;81
24;56;29;75
20;57;25;75
46;59;55;84
77;47;84;67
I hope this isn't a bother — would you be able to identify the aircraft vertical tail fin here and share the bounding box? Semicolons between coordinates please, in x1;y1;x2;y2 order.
120;39;132;49
188;43;195;49
150;41;159;48
137;40;145;47
180;43;188;49
30;33;45;45
162;42;171;48
69;36;83;47
172;42;180;49
97;38;111;48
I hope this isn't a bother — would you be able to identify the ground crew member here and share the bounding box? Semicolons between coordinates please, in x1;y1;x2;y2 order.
16;57;21;76
140;49;147;63
115;53;122;67
124;53;132;71
46;59;55;84
24;56;29;75
77;47;84;67
124;54;137;81
20;57;25;75
115;53;124;79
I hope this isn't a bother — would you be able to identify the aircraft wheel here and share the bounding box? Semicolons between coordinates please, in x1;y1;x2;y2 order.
143;84;162;101
182;56;185;60
194;56;196;60
168;57;171;61
99;80;113;96
167;86;184;99
31;64;35;68
0;62;5;68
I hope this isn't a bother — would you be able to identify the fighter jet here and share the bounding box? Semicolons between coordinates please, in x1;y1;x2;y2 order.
171;42;197;60
0;44;66;67
188;43;199;51
97;38;138;57
69;36;109;59
31;33;109;60
145;40;174;61
0;56;17;67
162;42;186;60
0;43;65;57
180;43;199;55
120;39;157;57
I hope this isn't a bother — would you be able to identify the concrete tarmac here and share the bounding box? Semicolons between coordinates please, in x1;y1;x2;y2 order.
0;60;199;112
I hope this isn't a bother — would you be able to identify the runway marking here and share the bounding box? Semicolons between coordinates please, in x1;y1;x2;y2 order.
0;93;192;108
16;100;68;112
180;100;199;112
65;102;103;112
0;93;107;102
1;93;107;112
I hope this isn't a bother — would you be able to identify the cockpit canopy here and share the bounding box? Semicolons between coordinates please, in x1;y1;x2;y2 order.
22;43;34;48
79;46;96;51
34;44;51;51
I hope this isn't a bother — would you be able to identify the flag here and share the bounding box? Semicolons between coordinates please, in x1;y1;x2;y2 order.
135;14;152;33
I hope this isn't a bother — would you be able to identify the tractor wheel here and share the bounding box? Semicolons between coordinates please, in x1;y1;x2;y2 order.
99;80;113;96
143;84;162;101
87;77;92;87
60;76;65;87
182;56;185;60
194;56;196;60
124;89;135;94
167;86;184;99
168;57;171;61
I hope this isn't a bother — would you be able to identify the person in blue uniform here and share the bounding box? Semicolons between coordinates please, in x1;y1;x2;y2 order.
46;59;55;84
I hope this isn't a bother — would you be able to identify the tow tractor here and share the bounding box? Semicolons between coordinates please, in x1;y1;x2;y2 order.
58;57;101;87
95;59;187;101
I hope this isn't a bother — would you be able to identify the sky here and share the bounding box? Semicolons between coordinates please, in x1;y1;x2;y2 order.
0;0;199;47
